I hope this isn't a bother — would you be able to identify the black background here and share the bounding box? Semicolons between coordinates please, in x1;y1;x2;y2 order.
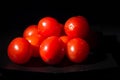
1;1;120;32
0;1;120;79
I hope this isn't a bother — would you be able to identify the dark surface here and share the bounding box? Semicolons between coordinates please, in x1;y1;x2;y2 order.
0;53;118;72
0;50;117;73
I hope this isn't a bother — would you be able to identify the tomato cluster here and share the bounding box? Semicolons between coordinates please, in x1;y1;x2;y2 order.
8;16;95;65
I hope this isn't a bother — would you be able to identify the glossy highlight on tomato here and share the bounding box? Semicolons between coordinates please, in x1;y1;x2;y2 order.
64;16;89;38
7;37;32;64
67;38;90;63
38;17;61;37
39;36;65;65
23;25;38;38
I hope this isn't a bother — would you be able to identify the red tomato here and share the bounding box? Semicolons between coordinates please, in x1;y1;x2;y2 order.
38;17;61;37
7;37;32;64
23;25;38;38
59;23;65;35
60;36;71;56
26;34;45;57
64;16;89;38
39;36;65;65
67;38;90;63
60;36;71;44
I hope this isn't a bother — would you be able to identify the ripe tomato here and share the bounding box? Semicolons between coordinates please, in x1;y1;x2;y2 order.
39;36;65;65
60;36;71;56
38;17;61;37
67;38;90;63
23;24;46;57
23;25;38;38
64;16;89;38
7;37;32;64
59;23;65;35
60;36;71;44
26;34;45;57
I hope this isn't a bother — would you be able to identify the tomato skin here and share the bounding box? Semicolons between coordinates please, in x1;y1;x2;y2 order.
26;34;45;57
7;37;32;64
39;36;65;65
38;17;61;37
23;25;38;38
59;23;65;35
67;38;90;63
60;36;71;44
23;24;46;57
64;16;89;38
60;36;71;57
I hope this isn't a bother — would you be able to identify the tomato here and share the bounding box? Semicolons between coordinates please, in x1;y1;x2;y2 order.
59;23;65;35
26;34;45;57
64;16;89;38
60;36;71;57
23;24;46;57
7;37;32;64
60;36;71;44
23;25;38;38
38;17;61;37
39;36;65;65
67;38;90;63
